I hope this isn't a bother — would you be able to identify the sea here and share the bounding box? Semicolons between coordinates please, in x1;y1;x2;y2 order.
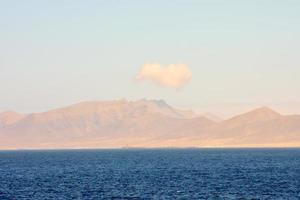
0;148;299;199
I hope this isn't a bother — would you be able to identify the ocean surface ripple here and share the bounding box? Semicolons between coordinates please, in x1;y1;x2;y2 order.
0;149;299;199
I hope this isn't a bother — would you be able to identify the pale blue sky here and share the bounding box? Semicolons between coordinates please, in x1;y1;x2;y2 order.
1;0;300;117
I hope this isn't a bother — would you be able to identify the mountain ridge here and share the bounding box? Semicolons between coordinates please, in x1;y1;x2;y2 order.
0;99;299;149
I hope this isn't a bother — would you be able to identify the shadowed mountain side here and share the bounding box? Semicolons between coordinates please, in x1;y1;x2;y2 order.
0;100;300;149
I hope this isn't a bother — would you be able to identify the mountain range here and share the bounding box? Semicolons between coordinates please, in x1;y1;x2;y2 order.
0;99;300;149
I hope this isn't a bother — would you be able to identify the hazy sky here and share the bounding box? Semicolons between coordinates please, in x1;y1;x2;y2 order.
1;0;300;117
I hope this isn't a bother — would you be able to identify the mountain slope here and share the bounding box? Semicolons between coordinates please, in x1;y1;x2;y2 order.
0;100;214;149
209;108;300;147
222;107;282;128
0;111;25;127
0;101;300;149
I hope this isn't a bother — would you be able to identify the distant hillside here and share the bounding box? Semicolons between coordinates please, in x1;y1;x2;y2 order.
0;111;25;127
0;100;299;149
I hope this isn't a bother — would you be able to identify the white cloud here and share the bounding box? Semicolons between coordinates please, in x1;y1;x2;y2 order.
136;63;192;89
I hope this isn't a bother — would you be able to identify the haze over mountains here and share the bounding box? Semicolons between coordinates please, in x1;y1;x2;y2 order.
0;99;300;149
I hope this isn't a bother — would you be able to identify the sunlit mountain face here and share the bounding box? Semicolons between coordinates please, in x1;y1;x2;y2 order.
0;99;299;149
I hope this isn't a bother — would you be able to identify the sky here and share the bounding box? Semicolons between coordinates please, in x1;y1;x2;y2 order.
1;0;300;118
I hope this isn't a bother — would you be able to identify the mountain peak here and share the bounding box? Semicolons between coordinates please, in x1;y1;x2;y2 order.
249;107;281;116
224;107;282;126
0;110;18;115
0;111;25;126
135;99;168;106
1;101;300;149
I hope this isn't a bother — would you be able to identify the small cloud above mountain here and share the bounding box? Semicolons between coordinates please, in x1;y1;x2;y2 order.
135;63;192;89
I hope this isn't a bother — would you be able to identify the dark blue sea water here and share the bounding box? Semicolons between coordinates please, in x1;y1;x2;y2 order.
0;149;299;200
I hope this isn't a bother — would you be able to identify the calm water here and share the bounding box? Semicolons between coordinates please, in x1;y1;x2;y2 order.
0;149;299;199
